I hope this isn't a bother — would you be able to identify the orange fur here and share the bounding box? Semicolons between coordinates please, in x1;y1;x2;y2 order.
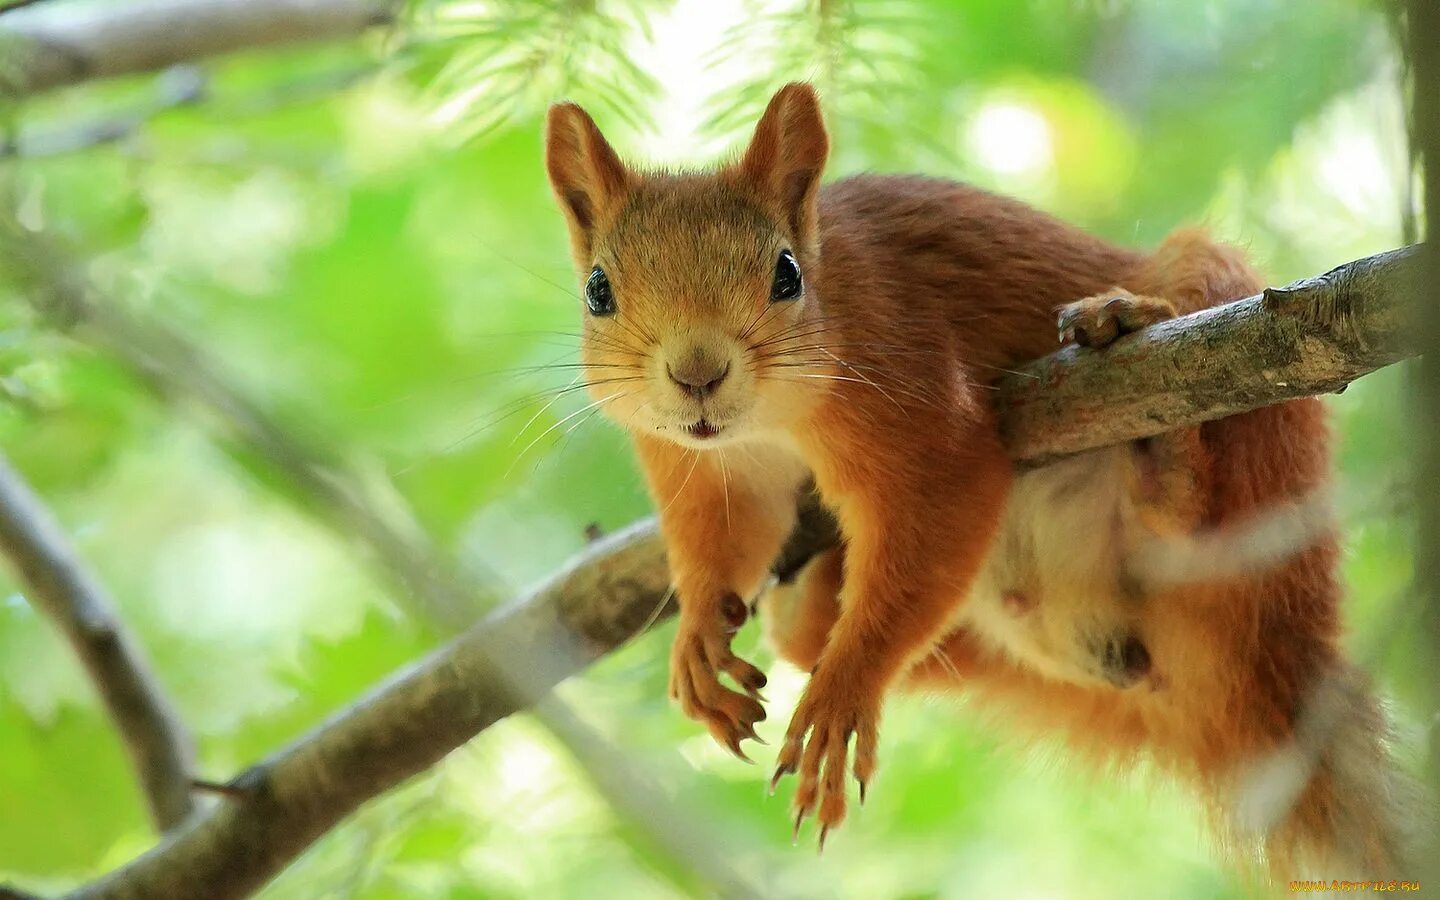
543;83;1425;879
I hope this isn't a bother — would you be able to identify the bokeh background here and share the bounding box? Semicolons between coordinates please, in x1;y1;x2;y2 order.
0;0;1429;897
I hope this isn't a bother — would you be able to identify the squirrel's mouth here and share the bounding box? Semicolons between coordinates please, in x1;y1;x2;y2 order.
686;418;721;440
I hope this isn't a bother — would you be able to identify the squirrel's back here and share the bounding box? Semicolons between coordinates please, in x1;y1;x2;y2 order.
816;174;1145;370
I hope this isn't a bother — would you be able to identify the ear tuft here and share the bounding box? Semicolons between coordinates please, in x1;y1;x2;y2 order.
738;83;830;243
545;102;630;252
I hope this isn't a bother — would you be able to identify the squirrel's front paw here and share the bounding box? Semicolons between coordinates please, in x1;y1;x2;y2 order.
1058;289;1177;349
668;593;768;760
770;666;880;850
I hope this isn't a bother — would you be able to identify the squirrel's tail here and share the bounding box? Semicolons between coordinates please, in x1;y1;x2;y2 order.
1222;664;1430;883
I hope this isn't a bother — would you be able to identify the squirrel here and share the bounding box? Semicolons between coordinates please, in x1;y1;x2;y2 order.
543;82;1426;878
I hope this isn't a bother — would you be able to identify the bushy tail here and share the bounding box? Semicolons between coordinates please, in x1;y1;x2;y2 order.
1227;665;1432;884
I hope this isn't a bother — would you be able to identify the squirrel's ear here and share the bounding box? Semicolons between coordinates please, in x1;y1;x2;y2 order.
738;82;829;244
545;102;630;252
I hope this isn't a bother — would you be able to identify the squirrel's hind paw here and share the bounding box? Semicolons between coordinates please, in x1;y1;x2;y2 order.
1058;289;1177;349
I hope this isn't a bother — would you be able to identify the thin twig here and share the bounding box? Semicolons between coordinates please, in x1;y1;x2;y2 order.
0;452;197;832
1;62;377;159
1;65;206;158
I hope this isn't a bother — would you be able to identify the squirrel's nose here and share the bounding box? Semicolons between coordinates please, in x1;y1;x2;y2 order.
667;359;730;399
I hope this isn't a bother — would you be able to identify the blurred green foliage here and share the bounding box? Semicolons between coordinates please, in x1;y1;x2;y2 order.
0;0;1425;897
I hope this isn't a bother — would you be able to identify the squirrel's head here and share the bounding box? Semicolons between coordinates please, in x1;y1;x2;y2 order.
544;83;830;447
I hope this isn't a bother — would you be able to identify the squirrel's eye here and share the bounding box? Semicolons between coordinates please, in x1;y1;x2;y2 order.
585;266;615;316
770;249;802;302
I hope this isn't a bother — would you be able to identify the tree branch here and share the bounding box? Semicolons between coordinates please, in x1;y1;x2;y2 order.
0;452;197;832
31;242;1416;896
998;246;1422;464
0;0;396;97
70;519;665;899
0;65;207;158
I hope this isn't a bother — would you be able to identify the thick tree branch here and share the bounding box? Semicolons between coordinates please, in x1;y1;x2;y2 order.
70;519;668;899
39;243;1421;897
998;246;1422;464
0;0;395;97
0;452;196;832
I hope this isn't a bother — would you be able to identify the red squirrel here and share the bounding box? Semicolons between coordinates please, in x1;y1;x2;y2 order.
543;83;1425;878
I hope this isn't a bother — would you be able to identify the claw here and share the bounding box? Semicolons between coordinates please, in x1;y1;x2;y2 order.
769;754;797;791
723;734;754;763
738;722;768;745
858;779;867;806
720;592;748;629
792;808;805;844
817;824;829;854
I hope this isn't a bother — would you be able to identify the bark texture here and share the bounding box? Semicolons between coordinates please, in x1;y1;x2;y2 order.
998;246;1422;464
0;453;196;833
0;0;394;96
71;520;675;900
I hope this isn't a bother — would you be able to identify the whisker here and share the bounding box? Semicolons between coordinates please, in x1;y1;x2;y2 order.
771;368;996;391
511;373;583;448
435;376;644;458
467;238;589;308
760;359;947;401
759;370;976;406
929;644;962;681
968;361;1040;380
507;390;631;477
499;360;646;379
738;298;793;344
748;323;837;353
661;448;704;516
782;372;920;412
754;341;948;360
632;583;677;639
818;347;904;412
717;449;732;533
581;330;649;357
604;313;659;352
550;396;616;461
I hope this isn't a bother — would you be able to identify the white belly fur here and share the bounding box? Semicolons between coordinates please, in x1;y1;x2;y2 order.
955;446;1149;686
